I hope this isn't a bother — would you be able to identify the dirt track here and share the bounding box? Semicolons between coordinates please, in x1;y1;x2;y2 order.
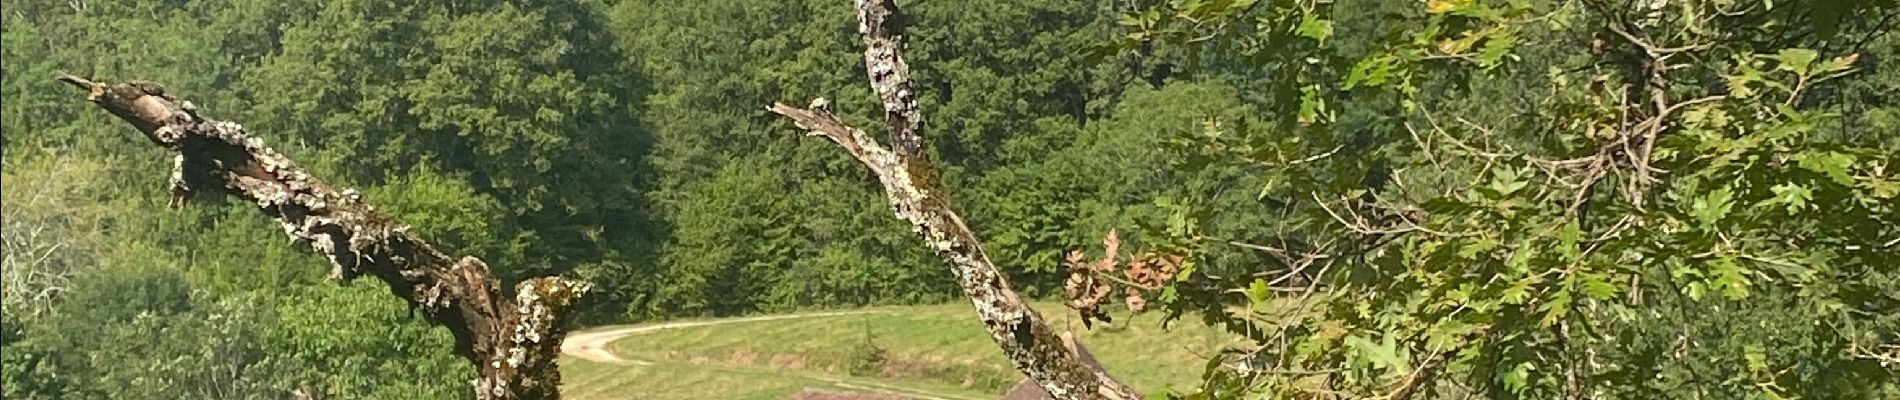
560;310;881;365
558;310;985;400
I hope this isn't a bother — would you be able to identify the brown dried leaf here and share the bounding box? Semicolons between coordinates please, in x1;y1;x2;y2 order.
1124;292;1147;313
1125;258;1153;288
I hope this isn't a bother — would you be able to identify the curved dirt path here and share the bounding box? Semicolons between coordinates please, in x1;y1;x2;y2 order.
560;310;983;400
561;310;881;365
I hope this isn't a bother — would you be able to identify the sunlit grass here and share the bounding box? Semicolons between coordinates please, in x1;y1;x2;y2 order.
563;301;1240;399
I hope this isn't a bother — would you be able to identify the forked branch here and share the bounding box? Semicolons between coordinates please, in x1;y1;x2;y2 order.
766;1;1140;399
57;72;586;400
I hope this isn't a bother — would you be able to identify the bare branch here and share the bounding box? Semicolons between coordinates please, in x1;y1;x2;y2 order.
1603;20;1712;59
58;73;587;400
766;101;1140;399
856;0;924;158
1388;326;1489;400
768;103;891;169
766;1;1140;398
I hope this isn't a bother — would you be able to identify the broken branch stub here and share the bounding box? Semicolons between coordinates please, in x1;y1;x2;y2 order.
56;72;587;400
766;1;1140;398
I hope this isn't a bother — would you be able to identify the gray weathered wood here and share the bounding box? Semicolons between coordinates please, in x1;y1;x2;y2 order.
765;1;1141;399
57;73;586;400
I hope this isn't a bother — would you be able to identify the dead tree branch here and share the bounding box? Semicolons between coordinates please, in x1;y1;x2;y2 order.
56;72;587;400
764;1;1139;398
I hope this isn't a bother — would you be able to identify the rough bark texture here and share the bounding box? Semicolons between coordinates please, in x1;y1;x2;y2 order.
1000;333;1121;400
56;73;587;400
855;0;923;158
766;1;1139;399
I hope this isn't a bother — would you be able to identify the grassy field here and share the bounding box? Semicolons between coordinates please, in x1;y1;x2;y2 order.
561;301;1241;399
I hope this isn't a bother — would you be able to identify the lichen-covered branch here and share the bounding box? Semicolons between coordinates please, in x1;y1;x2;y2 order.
765;1;1139;398
855;0;923;158
56;72;587;400
767;101;1141;400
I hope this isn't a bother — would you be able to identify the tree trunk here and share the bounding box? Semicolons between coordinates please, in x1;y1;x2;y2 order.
56;73;586;400
765;1;1140;399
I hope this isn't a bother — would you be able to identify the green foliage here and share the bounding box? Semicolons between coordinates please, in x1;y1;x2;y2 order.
7;0;1897;398
1;303;71;400
1119;0;1900;398
262;285;468;399
240;0;654;278
11;254;466;399
653;159;791;314
368;165;532;279
81;293;287;399
607;0;1145;315
1;149;125;312
847;321;888;377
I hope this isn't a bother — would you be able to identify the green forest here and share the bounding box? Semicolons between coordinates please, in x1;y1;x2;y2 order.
3;0;1897;399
